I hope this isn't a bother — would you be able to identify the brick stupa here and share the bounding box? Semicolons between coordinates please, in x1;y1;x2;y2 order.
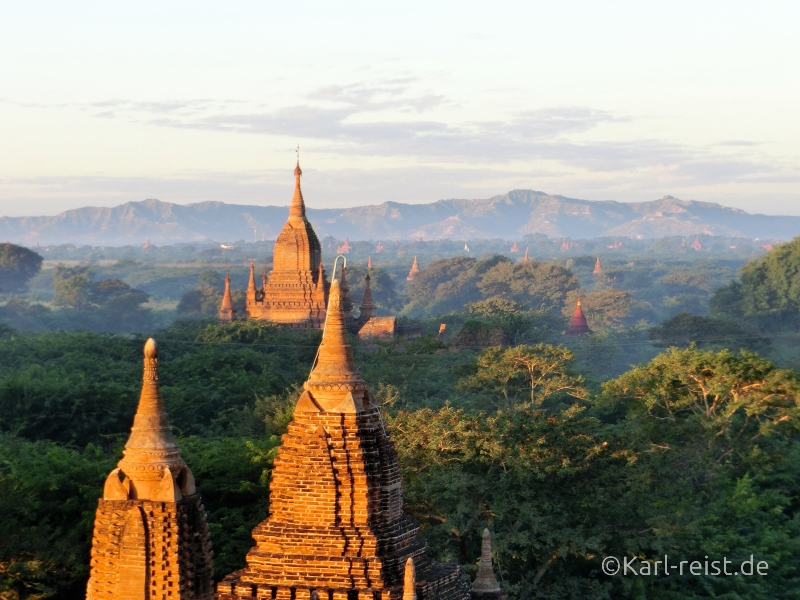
217;277;470;600
565;298;592;337
245;161;329;328
219;269;236;324
470;530;506;599
86;339;214;600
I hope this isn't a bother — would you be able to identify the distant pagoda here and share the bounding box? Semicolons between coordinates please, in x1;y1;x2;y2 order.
510;241;519;253
234;161;329;328
593;257;602;274
565;298;592;337
407;256;421;281
219;269;236;324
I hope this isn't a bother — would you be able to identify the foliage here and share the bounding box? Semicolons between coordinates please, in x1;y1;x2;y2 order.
457;344;587;410
738;237;800;315
51;266;91;310
563;289;632;330
404;257;482;315
649;311;771;353
389;405;626;599
0;434;115;599
0;243;43;293
478;260;579;313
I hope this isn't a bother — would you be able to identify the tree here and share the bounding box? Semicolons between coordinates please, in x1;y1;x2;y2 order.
739;237;800;315
0;243;43;293
649;312;771;353
478;261;579;312
51;265;91;309
562;289;632;330
459;344;586;409
599;347;800;598
405;257;482;315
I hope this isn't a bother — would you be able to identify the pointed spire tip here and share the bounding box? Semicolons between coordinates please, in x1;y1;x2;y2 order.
144;338;158;359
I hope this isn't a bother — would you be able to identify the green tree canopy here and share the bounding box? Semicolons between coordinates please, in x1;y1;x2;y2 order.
51;265;92;309
0;243;43;293
478;261;579;312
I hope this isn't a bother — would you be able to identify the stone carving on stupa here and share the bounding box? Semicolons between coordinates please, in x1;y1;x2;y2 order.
86;339;214;600
565;298;592;337
217;274;470;600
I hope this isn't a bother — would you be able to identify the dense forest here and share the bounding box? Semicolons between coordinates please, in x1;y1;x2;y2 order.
1;236;799;599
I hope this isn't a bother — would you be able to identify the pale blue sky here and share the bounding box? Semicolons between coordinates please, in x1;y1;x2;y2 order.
1;0;798;216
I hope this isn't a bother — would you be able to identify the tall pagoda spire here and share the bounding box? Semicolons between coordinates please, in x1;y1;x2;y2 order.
593;257;602;274
217;275;470;600
403;557;417;600
360;270;376;322
117;338;186;501
289;159;306;223
219;269;236;324
87;339;214;600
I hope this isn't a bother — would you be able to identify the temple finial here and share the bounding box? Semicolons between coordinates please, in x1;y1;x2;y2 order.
303;275;366;412
471;528;504;597
290;154;305;222
403;557;417;600
117;338;186;500
219;270;236;324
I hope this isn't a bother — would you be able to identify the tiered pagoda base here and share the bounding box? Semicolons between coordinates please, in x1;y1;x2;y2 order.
216;407;469;600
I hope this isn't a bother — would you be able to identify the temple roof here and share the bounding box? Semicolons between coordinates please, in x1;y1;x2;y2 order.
117;338;186;498
304;278;366;406
289;160;306;224
220;271;234;311
565;298;591;337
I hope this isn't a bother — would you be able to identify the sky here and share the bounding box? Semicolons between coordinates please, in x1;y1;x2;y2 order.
1;0;799;217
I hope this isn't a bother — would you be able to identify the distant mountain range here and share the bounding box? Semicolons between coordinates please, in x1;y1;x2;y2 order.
2;191;799;246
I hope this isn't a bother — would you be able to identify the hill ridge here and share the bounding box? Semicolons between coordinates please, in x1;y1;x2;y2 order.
1;191;797;245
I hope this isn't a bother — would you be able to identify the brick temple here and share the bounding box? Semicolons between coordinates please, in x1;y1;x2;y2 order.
217;276;471;600
86;339;214;600
226;161;329;328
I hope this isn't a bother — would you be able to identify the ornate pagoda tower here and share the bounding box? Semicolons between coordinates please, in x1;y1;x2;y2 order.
245;161;328;328
217;277;470;600
86;339;214;600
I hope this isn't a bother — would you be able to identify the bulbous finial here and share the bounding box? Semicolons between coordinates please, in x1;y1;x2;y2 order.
144;338;158;359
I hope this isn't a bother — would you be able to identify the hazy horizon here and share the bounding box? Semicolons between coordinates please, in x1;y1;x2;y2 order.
2;1;799;216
